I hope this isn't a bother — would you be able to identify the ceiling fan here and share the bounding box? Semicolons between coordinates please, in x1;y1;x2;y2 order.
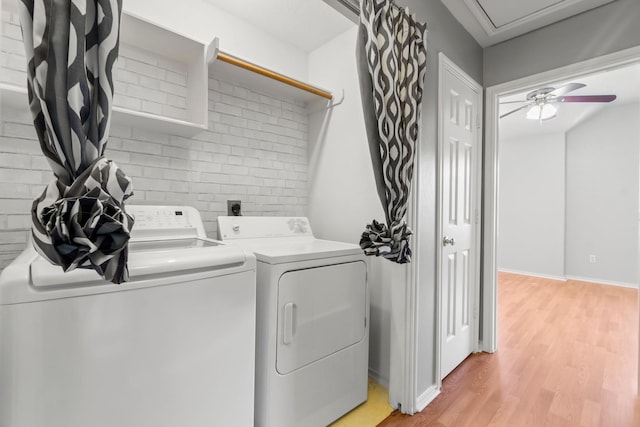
500;83;617;121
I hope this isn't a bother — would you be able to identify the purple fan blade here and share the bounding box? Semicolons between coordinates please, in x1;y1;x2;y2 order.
558;95;617;103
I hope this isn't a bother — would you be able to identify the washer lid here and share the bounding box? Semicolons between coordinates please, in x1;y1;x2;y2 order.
0;238;252;304
30;238;246;287
237;237;363;264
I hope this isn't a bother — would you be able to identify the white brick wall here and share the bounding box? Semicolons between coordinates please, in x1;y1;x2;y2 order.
0;11;309;271
1;10;26;87
114;44;189;121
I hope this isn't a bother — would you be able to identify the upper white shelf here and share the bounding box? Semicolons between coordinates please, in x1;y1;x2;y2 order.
115;12;213;135
1;12;214;136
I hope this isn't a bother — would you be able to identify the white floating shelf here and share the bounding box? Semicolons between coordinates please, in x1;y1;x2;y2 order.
111;107;207;134
1;14;214;137
115;12;213;135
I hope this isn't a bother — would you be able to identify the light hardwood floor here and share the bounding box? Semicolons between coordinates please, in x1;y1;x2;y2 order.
378;272;640;426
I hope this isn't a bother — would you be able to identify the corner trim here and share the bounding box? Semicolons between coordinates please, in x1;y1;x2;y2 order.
416;384;441;413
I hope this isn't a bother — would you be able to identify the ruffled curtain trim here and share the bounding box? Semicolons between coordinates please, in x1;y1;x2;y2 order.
359;219;412;264
31;157;133;284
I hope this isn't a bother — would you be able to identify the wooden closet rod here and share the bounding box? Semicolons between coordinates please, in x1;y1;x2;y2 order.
216;51;333;100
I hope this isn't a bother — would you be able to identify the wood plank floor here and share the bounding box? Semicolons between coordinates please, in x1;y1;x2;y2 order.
378;272;640;426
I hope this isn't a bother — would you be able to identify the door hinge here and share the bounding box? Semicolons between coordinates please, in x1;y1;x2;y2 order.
474;209;479;224
476;115;481;130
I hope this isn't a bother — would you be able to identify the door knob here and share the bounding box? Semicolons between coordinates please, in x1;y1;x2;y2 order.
443;236;455;246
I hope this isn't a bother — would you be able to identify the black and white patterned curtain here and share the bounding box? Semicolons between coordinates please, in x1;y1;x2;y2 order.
357;0;427;264
19;0;134;284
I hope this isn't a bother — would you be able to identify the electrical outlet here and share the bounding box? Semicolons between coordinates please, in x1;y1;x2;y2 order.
227;200;241;216
589;255;597;263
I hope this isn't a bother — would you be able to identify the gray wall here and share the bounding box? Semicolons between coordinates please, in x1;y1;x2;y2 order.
484;0;640;87
498;103;640;287
403;0;483;398
307;27;390;384
307;0;483;400
498;133;566;278
566;102;640;285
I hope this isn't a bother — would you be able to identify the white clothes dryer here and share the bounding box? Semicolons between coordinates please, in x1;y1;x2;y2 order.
217;216;369;427
0;206;257;427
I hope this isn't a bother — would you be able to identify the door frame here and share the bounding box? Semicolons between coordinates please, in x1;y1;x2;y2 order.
436;53;484;382
482;45;640;354
388;90;422;416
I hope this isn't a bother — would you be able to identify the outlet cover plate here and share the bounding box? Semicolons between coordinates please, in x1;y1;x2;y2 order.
227;200;241;216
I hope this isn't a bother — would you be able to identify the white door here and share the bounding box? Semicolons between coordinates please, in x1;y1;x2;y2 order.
438;54;481;379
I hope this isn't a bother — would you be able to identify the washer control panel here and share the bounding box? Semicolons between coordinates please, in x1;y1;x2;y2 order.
130;207;191;229
127;205;207;238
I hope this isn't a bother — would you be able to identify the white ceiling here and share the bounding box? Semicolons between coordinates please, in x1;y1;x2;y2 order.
197;1;640;142
200;0;354;52
499;62;640;141
441;0;617;47
199;0;619;52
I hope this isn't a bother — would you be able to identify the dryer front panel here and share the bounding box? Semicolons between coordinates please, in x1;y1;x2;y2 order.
276;261;367;375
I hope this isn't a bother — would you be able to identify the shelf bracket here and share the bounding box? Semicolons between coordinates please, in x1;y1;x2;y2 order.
307;89;345;114
327;89;345;108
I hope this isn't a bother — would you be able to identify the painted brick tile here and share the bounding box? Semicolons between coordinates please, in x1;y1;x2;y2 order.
1;34;309;271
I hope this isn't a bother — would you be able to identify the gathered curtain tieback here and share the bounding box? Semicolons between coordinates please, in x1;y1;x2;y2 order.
360;219;412;263
356;0;427;265
32;156;134;283
20;0;132;283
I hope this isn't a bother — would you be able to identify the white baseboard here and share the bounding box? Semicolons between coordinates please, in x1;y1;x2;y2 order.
415;384;440;413
368;368;389;389
498;268;566;282
498;269;638;289
565;275;638;289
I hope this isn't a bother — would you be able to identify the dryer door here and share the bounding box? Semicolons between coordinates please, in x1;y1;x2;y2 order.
276;261;367;375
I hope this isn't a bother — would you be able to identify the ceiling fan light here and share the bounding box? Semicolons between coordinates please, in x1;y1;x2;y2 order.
526;103;557;121
541;103;557;119
526;105;541;120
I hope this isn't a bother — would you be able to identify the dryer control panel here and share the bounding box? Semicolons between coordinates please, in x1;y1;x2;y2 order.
217;216;313;240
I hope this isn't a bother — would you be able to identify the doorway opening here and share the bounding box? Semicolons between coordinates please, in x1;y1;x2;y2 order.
497;63;640;286
483;47;640;389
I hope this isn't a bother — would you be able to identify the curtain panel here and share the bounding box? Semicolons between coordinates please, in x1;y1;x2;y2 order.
19;0;134;284
356;0;427;263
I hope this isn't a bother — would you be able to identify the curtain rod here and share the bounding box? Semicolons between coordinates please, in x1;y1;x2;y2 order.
334;0;404;16
216;52;333;100
334;0;360;15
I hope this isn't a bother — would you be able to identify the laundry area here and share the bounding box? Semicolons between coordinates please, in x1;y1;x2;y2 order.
0;0;397;425
2;0;640;426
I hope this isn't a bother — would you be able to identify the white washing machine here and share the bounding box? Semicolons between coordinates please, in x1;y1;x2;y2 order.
217;216;369;427
0;206;257;427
